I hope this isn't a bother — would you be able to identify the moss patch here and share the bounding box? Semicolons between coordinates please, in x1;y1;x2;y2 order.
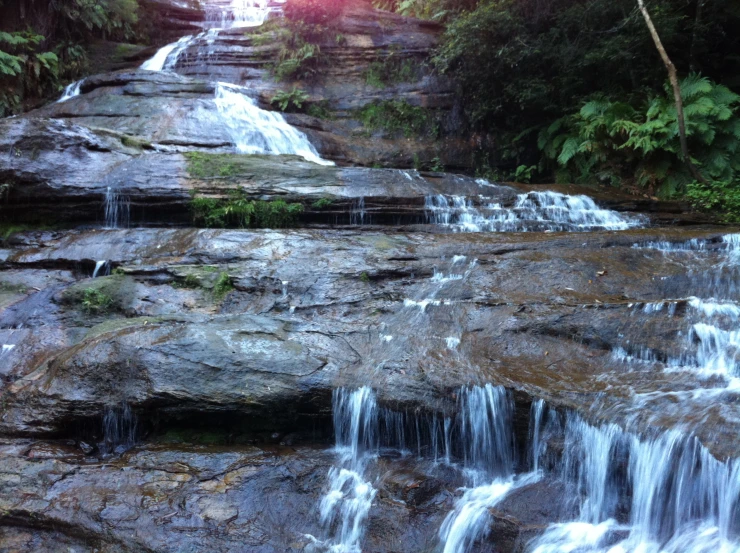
191;195;304;229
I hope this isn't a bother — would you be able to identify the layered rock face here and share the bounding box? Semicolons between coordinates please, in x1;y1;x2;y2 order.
1;1;740;553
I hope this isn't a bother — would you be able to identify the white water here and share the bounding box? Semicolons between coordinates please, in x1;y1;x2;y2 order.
426;191;642;232
618;233;740;384
58;80;83;102
311;387;378;553
1;344;15;356
141;35;195;71
529;414;740;553
214;82;333;165
93;260;109;279
104;187;130;229
141;0;271;71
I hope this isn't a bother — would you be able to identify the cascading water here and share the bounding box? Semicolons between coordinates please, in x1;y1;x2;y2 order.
529;413;740;553
214;82;333;165
310;387;379;553
58;80;83;102
621;233;740;387
425;191;642;232
141;35;196;71
92;260;109;278
103;187;130;229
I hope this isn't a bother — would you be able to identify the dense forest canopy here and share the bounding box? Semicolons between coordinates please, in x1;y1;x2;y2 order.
2;0;739;215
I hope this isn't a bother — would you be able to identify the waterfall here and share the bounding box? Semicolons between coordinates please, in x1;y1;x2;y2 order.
204;0;272;28
350;197;367;225
214;83;333;166
438;385;527;553
92;260;109;278
425;191;643;232
529;413;740;553
103;187;130;229
102;403;137;455
313;387;379;553
141;35;196;71
58;80;84;102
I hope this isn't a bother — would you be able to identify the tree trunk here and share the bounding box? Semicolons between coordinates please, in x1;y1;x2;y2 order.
637;0;708;184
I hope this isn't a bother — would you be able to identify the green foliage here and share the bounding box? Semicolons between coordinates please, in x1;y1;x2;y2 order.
540;76;740;214
191;195;304;229
271;86;309;111
433;0;740;155
0;0;143;116
213;272;234;300
81;288;115;314
358;100;438;138
312;197;333;209
306;100;334;119
514;165;537;183
274;37;322;81
360;271;370;283
365;54;417;88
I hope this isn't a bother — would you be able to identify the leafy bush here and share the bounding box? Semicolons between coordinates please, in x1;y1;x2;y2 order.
274;37;322;81
213;272;234;300
540;75;740;216
271;86;309;111
0;31;59;116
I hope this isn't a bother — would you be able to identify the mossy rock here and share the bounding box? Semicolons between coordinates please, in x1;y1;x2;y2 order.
58;274;133;314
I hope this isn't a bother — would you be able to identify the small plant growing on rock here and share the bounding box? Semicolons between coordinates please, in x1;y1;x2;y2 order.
81;288;114;314
311;198;333;209
271;87;309;112
191;195;304;229
213;272;234;300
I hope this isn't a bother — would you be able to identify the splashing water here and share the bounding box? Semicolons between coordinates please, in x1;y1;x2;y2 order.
58;80;84;102
426;191;642;232
215;83;333;165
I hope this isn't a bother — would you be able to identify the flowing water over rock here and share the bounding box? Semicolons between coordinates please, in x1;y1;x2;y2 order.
2;1;740;552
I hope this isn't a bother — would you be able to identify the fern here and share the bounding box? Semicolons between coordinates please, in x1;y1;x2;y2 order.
540;75;740;215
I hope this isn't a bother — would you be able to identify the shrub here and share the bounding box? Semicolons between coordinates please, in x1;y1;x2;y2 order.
271;86;309;112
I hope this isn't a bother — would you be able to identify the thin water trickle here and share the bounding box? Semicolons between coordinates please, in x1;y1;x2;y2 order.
104;187;130;229
102;403;137;455
92;260;109;279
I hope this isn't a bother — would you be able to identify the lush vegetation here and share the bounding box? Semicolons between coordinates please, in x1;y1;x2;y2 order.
409;0;740;217
0;0;141;116
191;195;304;228
358;100;439;138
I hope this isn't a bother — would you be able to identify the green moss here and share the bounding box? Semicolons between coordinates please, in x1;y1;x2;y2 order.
360;271;370;283
306;100;334;119
357;100;439;138
120;135;153;150
184;152;243;179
